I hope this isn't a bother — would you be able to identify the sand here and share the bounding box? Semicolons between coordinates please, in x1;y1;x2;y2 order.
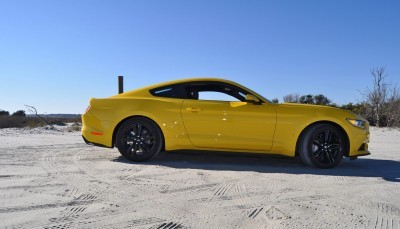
0;126;399;228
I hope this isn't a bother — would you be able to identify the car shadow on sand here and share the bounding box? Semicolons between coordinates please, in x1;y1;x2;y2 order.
114;150;400;182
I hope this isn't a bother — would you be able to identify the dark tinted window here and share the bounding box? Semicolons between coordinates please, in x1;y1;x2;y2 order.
149;84;186;99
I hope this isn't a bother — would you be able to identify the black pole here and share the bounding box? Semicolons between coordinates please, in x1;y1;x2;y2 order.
118;76;123;94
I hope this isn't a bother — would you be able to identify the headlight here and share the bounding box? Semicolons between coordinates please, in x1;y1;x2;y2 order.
346;118;365;129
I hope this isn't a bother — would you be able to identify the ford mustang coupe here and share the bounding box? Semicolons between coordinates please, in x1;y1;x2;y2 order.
82;78;370;168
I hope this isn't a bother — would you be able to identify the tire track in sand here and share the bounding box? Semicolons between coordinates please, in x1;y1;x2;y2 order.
371;203;400;229
41;148;198;227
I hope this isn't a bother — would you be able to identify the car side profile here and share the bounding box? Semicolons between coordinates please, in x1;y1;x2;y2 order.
82;78;370;168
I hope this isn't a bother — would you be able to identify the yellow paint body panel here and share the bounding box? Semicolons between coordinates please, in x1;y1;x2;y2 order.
82;78;369;157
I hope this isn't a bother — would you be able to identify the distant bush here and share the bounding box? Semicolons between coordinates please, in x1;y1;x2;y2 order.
0;116;26;128
283;94;333;106
47;117;82;124
340;102;366;115
0;110;10;116
12;110;26;117
0;116;82;129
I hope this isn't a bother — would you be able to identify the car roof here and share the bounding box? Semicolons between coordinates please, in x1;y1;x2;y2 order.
149;78;238;86
111;77;269;103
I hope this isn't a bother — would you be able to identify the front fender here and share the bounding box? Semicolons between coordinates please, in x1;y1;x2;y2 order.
271;105;358;157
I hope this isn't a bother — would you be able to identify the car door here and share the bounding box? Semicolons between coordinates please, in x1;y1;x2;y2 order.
180;82;277;151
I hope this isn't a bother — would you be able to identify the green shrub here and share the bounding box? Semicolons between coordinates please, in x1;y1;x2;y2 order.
11;110;26;117
0;110;10;117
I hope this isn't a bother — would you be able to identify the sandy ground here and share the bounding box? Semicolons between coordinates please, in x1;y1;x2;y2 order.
0;126;399;229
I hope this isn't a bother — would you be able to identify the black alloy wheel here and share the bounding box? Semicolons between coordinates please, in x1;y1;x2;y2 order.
298;124;345;168
116;117;163;162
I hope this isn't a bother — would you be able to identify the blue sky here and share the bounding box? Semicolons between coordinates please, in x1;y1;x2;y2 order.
1;0;399;114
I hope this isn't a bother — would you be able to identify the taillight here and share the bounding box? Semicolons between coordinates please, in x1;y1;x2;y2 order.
84;105;91;114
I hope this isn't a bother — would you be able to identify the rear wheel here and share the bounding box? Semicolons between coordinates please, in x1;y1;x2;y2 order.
116;117;163;162
298;124;345;169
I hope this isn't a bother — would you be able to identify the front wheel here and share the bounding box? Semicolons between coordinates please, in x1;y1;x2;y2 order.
115;117;163;162
298;124;346;169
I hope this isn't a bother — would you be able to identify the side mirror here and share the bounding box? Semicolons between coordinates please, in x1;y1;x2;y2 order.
245;94;261;104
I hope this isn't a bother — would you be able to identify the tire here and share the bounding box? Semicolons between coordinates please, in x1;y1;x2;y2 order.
115;117;163;162
298;124;345;169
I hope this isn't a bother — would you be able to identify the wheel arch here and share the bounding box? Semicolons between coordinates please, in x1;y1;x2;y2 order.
295;121;350;157
112;115;165;151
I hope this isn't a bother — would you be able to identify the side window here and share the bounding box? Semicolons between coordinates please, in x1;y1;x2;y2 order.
198;91;241;102
149;84;185;99
186;83;247;102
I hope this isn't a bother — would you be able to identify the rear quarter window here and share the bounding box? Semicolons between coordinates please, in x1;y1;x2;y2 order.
149;84;186;99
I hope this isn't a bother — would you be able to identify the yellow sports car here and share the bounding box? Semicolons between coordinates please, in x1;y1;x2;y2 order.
82;78;370;168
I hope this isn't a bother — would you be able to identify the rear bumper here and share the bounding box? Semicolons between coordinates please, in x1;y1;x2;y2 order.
82;135;112;148
81;111;114;147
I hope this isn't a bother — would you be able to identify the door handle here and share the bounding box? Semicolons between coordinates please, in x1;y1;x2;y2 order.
185;107;202;112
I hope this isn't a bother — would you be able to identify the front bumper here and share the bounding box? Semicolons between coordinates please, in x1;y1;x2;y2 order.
347;124;370;157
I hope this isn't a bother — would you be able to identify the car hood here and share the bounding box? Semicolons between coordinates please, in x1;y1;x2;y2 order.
278;103;366;121
279;102;339;110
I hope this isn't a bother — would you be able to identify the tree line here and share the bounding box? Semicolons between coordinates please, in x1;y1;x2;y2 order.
0;110;26;117
272;67;400;128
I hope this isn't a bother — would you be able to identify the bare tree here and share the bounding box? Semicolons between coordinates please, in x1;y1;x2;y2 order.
359;67;400;127
283;93;300;103
361;67;388;127
385;86;400;127
24;104;55;129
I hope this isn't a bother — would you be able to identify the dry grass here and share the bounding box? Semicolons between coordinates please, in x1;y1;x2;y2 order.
0;116;27;128
66;122;82;132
